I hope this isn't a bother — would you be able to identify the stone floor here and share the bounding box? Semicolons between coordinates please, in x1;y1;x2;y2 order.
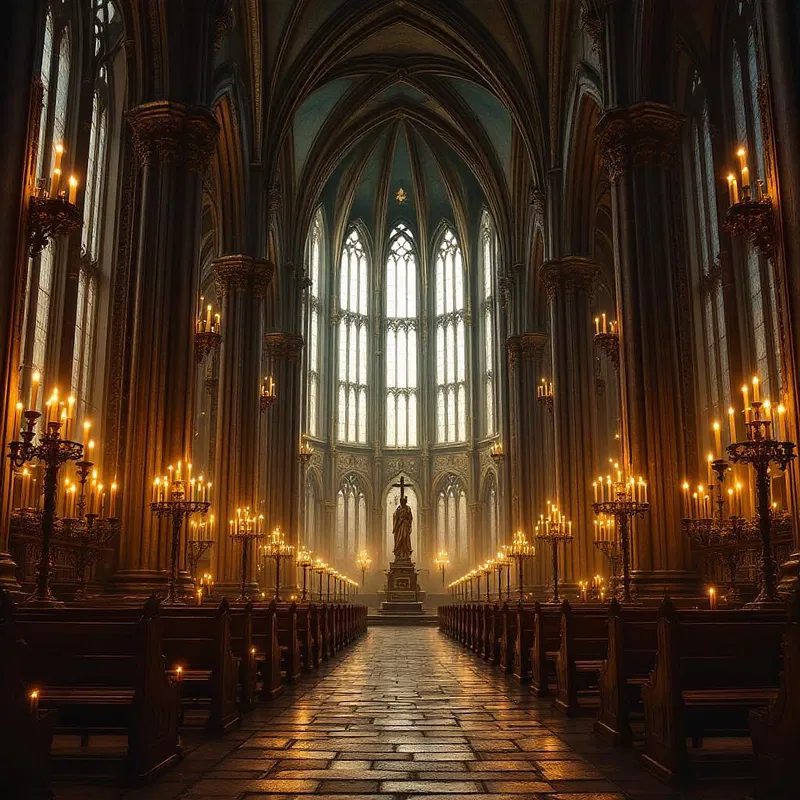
60;627;754;800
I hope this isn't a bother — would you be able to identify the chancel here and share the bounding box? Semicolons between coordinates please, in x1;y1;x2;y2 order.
2;1;800;798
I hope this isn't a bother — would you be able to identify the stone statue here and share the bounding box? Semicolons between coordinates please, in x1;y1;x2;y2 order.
392;477;413;561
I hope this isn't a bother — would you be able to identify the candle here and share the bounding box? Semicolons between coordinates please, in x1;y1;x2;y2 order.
67;175;78;204
728;406;736;446
737;147;750;191
708;587;717;610
214;313;220;332
52;167;62;197
110;482;117;517
594;317;600;335
30;370;40;410
713;421;721;458
206;304;212;330
741;384;749;414
683;482;690;517
175;666;183;683
602;313;607;333
53;142;64;174
726;173;739;205
776;404;786;441
593;481;598;503
197;589;203;606
29;689;39;716
752;376;760;403
82;420;91;450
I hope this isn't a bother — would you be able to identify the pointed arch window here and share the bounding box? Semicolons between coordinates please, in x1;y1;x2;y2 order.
305;209;324;437
435;228;467;443
685;71;729;423
385;479;419;559
303;472;321;552
385;224;418;448
337;228;369;444
485;473;498;556
436;474;468;563
730;9;781;398
481;214;497;435
335;474;367;563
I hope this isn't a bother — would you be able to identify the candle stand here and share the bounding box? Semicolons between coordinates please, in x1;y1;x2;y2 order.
727;400;795;607
63;514;119;600
28;195;82;258
262;528;293;601
9;415;84;606
535;515;573;604
593;538;622;598
229;511;265;603
356;549;371;587
593;318;620;369
508;530;535;602
434;550;449;588
297;548;313;600
187;538;214;585
495;550;512;601
592;481;649;605
194;330;222;363
151;483;210;606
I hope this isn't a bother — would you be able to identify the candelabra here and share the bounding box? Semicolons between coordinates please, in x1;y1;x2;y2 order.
489;442;504;463
593;315;619;369
150;466;211;605
298;437;314;465
592;474;649;604
508;530;535;601
8;409;84;606
260;376;277;412
28;184;82;258
727;392;795;607
186;516;215;586
593;537;622;598
227;509;264;603
434;550;449;587
194;300;222;363
536;378;554;413
356;549;371;587
297;547;313;601
496;549;512;601
314;559;327;602
261;527;293;601
535;505;573;604
62;514;119;600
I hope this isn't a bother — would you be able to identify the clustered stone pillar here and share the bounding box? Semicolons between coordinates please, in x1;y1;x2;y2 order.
262;332;304;585
596;101;695;595
211;255;273;593
110;101;219;595
541;258;600;591
506;332;550;591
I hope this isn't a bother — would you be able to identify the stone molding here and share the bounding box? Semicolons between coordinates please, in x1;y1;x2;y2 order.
263;332;305;361
211;254;274;299
126;101;219;172
506;332;548;369
596;101;685;182
539;257;598;301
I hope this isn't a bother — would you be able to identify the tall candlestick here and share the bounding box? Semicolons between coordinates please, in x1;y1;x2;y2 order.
741;385;749;415
727;173;740;205
67;176;78;204
728;406;737;445
752;376;760;403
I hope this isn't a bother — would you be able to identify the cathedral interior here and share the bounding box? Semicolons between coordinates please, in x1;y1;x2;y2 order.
3;1;800;798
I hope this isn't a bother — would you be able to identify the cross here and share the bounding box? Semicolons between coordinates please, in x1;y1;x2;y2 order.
392;475;408;501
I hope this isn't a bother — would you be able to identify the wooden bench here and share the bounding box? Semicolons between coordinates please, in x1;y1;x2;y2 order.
530;602;562;697
251;601;283;699
16;596;181;782
513;603;536;682
228;602;257;711
161;600;240;735
750;597;800;799
499;603;516;674
276;602;302;682
554;600;609;716
0;589;57;799
594;599;659;744
641;599;785;783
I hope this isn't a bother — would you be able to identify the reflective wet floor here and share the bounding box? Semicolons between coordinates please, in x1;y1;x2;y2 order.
62;627;753;800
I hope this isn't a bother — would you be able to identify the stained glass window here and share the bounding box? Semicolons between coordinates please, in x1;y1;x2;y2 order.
481;214;497;435
337;229;369;443
385;224;418;448
435;229;467;443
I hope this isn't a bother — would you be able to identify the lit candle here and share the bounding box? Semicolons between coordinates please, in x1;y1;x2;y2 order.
752;376;760;403
67;175;78;204
52;167;62;197
30;370;40;410
683;482;690;517
741;384;749;414
777;404;786;441
592;481;598;503
713;421;721;458
594;317;600;335
110;481;117;517
83;420;91;450
197;589;203;606
728;406;737;446
726;173;739;205
29;689;39;716
708;587;717;610
214;313;220;332
602;313;607;333
206;304;212;330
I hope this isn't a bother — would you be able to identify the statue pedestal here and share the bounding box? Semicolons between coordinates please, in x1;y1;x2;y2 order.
380;559;424;614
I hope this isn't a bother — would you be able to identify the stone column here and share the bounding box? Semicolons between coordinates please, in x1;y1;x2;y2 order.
262;332;304;544
109;101;218;595
210;255;272;593
0;0;44;592
596;102;695;595
541;258;600;591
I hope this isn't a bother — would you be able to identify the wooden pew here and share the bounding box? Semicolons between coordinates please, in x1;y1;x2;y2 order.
530;602;562;697
319;603;330;661
228;602;257;712
276;602;302;682
295;604;315;673
0;590;57;799
161;600;240;735
16;596;181;782
640;600;784;783
554;600;609;716
513;603;536;682
499;603;516;674
594;600;659;745
251;601;283;699
749;597;800;799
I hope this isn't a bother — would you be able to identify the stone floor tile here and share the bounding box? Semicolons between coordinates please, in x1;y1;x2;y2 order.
380;780;483;793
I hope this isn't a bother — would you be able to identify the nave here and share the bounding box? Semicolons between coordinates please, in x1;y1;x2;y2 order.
61;627;746;800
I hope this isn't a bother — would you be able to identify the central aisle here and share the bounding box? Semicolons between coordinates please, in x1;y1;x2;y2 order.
109;628;744;799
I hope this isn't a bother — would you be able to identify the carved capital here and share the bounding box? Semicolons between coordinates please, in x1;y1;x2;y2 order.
127;101;219;172
539;257;598;300
263;332;304;362
212;254;274;299
596;101;685;182
518;332;548;361
579;1;603;59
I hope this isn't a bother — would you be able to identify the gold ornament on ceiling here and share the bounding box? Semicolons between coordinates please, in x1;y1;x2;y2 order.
395;187;407;203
